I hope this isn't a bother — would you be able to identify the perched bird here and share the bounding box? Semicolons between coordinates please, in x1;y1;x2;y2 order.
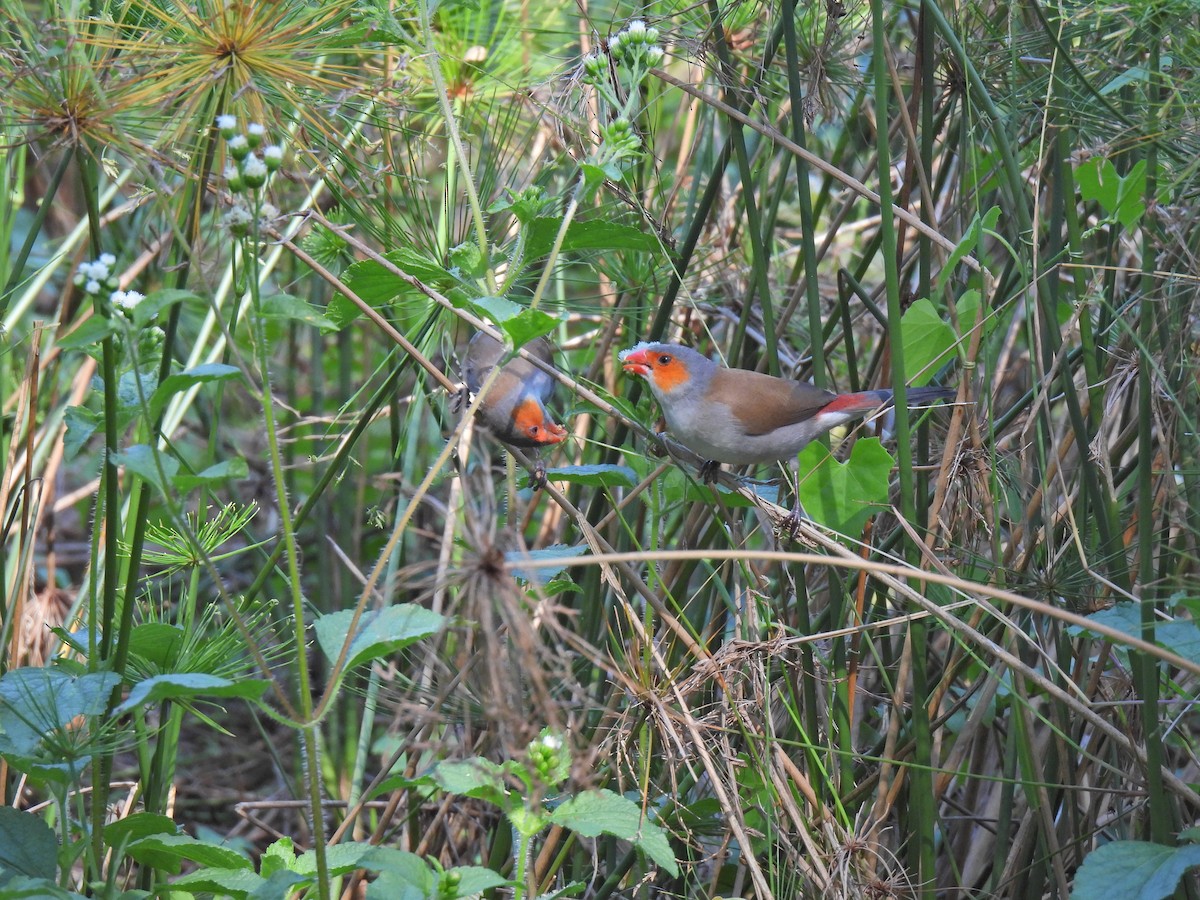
462;332;567;486
620;341;955;523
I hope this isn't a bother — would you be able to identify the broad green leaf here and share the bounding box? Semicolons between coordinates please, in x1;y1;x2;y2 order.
115;674;271;714
1076;158;1146;231
63;406;99;459
131;288;202;329
335;249;453;328
313;604;444;674
125;832;253;875
259;293;337;332
542;464;637;488
174;457;249;491
247;870;307;900
171;867;265;895
448;241;486;279
432;758;510;808
0;668;121;756
1071;840;1200;900
468;297;563;348
0;876;83;899
104;814;181;871
899;298;956;385
113;445;179;494
117;370;159;411
295;841;378;877
507;544;587;584
150;363;241;421
259;836;296;878
551;789;678;876
1071;604;1200;664
524;217;657;263
55;316;118;350
0;806;57;880
361;847;434;900
795;438;893;536
127;623;185;669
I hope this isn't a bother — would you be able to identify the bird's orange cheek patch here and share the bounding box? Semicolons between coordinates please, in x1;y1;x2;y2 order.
652;361;690;393
514;399;566;444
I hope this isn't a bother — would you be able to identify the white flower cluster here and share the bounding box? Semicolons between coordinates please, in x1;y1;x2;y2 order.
74;253;118;296
216;115;284;194
110;290;145;313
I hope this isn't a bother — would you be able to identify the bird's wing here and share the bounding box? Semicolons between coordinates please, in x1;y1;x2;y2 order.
709;368;836;437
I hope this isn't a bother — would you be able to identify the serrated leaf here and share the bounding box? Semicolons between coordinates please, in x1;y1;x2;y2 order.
171;867;265;894
795;438;893;535
468;298;563;347
150;363;241;421
117;370;159;411
1071;840;1200;900
900;298;956;385
115;673;271;714
507;544;587;584
0;806;58;880
113;445;179;494
314;605;444;675
360;847;434;900
259;293;338;332
125;832;253;875
542;464;638;488
550;789;678;876
295;841;378;877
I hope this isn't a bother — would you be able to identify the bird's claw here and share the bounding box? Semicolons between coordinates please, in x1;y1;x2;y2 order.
698;459;721;484
527;458;548;492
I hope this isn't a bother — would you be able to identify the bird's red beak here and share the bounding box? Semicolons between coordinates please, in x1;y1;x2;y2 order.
621;348;652;377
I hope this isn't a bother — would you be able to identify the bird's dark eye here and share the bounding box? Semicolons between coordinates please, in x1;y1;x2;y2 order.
658;354;672;365
528;426;541;437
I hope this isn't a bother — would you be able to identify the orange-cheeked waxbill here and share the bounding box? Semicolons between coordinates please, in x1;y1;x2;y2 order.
620;342;954;519
463;332;567;478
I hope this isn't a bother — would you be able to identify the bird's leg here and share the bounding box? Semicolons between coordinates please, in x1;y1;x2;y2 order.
776;459;809;539
526;454;548;491
698;459;721;484
451;384;470;415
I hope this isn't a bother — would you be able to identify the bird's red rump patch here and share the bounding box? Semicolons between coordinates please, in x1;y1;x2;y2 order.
820;391;889;414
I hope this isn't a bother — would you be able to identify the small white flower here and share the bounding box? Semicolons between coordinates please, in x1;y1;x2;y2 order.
259;202;279;221
263;145;283;163
243;156;267;178
85;279;101;295
626;19;646;34
224;164;241;182
111;290;145;311
247;123;265;137
540;733;563;750
100;252;116;267
216;114;237;131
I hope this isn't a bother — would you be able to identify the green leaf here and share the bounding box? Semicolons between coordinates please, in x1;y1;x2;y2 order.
795;438;893;535
63;406;99;459
295;841;378;877
127;623;185;669
942;206;1000;283
313;604;444;675
1070;603;1200;664
432;758;510;807
335;249;453;327
0;875;83;899
0;806;57;880
103;814;181;870
55;316;118;350
131;289;202;329
150;363;241;422
174;457;249;491
899;298;956;385
112;445;179;494
542;464;638;488
448;241;486;279
115;674;271;714
524;217;658;263
1076;158;1146;231
468;297;563;348
360;847;435;900
507;544;587;584
246;870;307;900
258;836;297;878
550;789;678;876
0;668;121;756
1071;840;1200;900
171;867;265;896
259;293;338;332
117;370;159;411
125;832;253;876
